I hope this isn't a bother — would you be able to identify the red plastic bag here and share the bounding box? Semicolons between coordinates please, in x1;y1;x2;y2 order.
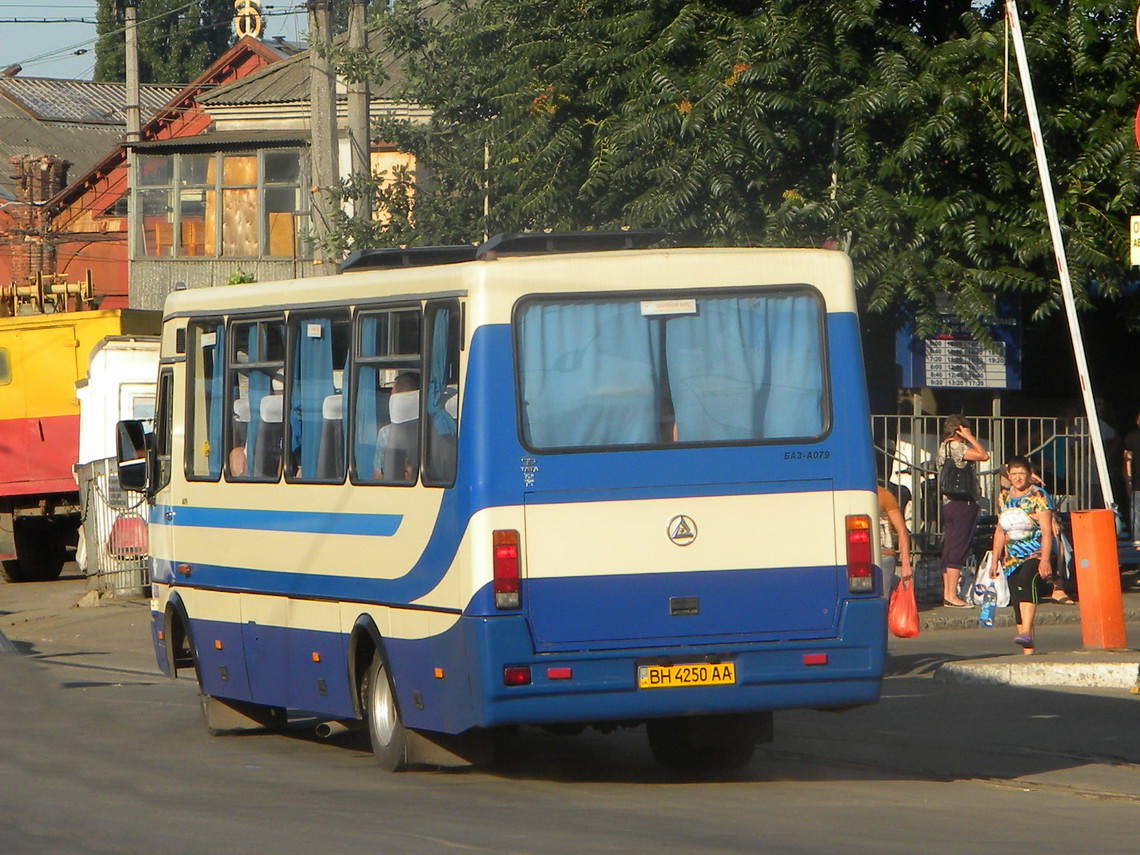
888;578;920;639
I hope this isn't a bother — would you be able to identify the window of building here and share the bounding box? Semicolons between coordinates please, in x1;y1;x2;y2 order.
351;308;421;485
287;312;351;482
0;348;10;386
134;149;309;260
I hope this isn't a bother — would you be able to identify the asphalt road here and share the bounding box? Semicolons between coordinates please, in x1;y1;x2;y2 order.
1;579;1138;854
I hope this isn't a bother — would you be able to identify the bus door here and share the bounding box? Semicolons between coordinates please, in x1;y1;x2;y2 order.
176;319;255;700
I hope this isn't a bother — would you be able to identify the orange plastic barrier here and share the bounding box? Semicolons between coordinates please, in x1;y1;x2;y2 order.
1069;509;1128;650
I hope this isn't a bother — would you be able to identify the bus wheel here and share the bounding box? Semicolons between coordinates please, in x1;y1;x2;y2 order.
362;652;410;772
12;518;69;582
646;714;764;774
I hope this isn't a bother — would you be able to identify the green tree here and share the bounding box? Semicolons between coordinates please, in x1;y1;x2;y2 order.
94;0;234;84
336;0;1140;331
832;1;1140;335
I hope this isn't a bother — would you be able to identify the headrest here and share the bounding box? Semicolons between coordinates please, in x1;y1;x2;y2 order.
388;390;419;424
233;397;250;423
260;394;284;424
322;393;343;420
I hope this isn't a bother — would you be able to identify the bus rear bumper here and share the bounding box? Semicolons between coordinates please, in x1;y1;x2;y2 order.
464;597;887;729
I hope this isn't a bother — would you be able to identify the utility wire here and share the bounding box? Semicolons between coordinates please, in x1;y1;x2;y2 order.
11;3;307;69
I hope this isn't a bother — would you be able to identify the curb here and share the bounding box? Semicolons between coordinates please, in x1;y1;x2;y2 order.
920;604;1140;632
935;657;1140;690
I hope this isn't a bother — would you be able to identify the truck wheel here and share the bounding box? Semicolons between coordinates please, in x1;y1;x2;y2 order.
0;559;25;583
12;518;69;582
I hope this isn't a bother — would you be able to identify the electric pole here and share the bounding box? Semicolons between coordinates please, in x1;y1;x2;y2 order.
124;0;140;144
308;0;339;269
347;0;371;222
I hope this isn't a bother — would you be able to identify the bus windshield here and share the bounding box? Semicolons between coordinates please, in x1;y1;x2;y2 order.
516;288;828;450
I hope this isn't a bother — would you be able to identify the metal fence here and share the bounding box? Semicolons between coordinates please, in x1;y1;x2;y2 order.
76;457;149;597
872;414;1095;603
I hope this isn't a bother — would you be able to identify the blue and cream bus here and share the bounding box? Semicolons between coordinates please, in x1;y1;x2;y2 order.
118;231;886;773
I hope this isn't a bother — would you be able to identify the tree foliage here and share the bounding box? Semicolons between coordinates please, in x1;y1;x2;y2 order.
334;0;1140;330
94;0;233;84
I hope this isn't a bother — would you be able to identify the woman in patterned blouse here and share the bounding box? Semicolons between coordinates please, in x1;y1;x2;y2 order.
989;456;1054;654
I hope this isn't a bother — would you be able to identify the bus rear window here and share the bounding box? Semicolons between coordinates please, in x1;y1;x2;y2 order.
516;289;827;450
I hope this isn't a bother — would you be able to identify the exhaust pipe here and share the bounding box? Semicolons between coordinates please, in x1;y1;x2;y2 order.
315;720;358;739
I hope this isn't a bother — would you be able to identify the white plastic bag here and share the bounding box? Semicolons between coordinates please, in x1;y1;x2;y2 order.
969;550;1010;608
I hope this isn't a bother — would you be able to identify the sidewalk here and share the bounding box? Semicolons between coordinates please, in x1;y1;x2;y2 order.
916;560;1140;692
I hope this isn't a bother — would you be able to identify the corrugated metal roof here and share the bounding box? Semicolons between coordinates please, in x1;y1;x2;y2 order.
0;118;124;201
0;79;178;201
0;78;179;125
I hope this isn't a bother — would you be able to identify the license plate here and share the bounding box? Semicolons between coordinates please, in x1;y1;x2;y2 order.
637;662;736;689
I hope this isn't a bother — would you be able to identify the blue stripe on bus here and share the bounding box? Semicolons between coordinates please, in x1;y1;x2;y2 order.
149;505;403;537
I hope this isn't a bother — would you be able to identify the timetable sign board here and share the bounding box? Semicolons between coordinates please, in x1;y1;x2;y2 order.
895;296;1021;390
923;337;1008;388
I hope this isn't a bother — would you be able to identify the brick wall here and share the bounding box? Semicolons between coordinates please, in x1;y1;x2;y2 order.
6;154;70;285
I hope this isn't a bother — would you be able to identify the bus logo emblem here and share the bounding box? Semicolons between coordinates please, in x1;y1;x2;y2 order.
667;515;697;546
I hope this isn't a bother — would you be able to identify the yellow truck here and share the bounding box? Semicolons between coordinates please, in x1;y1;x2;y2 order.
0;309;160;581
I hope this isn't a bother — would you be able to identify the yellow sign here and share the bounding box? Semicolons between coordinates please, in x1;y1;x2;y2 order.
1131;215;1140;267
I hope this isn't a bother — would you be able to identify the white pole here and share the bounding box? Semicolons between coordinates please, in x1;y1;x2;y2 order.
1005;0;1115;511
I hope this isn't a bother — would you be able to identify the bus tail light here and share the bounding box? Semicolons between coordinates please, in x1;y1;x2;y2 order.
845;514;874;593
503;666;531;686
493;529;520;609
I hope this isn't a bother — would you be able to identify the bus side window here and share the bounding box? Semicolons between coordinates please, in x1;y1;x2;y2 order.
423;299;460;487
153;369;173;492
287;313;350;482
351;307;421;485
228;317;286;482
186;320;225;480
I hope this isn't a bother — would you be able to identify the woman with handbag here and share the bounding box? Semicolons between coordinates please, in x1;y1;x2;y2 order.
937;415;989;607
989;455;1054;653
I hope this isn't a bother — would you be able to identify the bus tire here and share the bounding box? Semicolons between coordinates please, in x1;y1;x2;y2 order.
646;713;765;774
361;651;410;772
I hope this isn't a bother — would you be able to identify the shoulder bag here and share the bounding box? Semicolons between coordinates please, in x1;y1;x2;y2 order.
939;442;978;501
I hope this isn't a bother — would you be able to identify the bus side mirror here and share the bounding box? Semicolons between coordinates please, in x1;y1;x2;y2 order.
116;420;151;493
